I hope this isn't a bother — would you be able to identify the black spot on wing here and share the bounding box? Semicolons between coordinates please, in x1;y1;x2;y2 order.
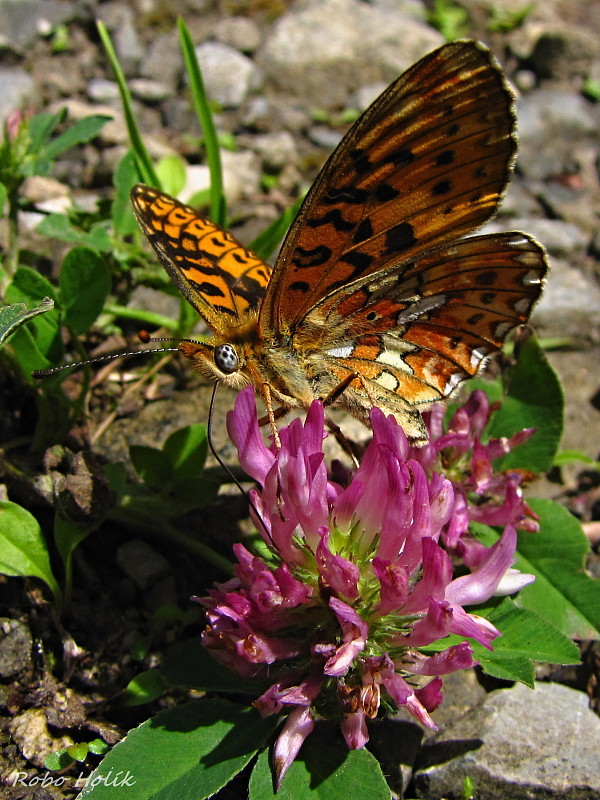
290;281;310;293
292;245;333;268
383;222;416;255
432;179;452;196
475;271;498;286
435;149;454;166
375;183;400;202
353;218;373;244
307;209;355;232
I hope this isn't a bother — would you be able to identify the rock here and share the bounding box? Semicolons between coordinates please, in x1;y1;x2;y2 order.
530;28;599;81
0;68;34;127
484;217;588;256
258;0;443;107
180;148;261;207
87;78;120;103
414;682;600;800
194;41;261;109
129;78;171;103
533;257;600;344
139;30;183;90
248;131;298;171
214;16;262;54
0;0;77;51
115;539;170;590
516;90;599;182
0;618;32;679
96;2;143;75
307;125;343;151
350;81;388;112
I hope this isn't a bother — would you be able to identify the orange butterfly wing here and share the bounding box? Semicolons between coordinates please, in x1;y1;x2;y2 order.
260;40;521;335
131;185;271;336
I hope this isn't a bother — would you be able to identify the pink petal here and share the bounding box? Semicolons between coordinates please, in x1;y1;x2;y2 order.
445;526;518;606
273;707;315;789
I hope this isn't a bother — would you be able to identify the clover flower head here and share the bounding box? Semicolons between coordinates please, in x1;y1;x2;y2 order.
200;388;534;786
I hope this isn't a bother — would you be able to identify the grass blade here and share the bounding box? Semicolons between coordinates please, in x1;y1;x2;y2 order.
178;17;226;227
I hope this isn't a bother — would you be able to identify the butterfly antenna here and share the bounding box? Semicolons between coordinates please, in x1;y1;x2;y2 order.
207;382;274;547
31;347;180;379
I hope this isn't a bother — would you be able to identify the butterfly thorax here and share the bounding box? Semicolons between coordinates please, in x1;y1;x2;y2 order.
178;315;317;410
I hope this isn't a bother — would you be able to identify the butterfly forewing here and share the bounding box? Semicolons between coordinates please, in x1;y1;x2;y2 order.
131;185;271;335
259;40;518;335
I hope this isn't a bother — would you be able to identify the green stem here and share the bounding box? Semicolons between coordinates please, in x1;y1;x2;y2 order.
97;21;159;187
103;303;180;332
178;18;226;227
108;504;234;576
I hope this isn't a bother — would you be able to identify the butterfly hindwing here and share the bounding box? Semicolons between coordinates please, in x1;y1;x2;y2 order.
298;233;547;412
131;185;271;335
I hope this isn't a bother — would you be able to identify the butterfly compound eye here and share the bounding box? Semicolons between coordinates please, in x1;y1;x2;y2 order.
214;343;239;375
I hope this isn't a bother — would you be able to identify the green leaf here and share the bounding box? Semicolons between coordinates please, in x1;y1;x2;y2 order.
112;149;139;236
54;515;93;600
553;449;599;468
514;498;600;639
249;723;391;799
59;247;111;335
486;335;563;472
5;267;62;369
161;639;267;695
156;155;187;197
78;699;278;800
6;267;63;360
474;598;579;684
42;114;111;160
6;265;58;304
67;742;91;762
0;181;7;215
0;501;61;603
0;297;54;346
37;213;112;251
28;109;66;154
250;196;304;262
163;423;208;481
130;445;173;486
123;669;168;706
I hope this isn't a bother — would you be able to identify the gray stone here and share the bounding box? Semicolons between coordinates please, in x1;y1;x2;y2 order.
0;618;32;679
129;78;171;103
0;0;77;51
533;257;600;344
258;0;442;107
87;78;120;103
96;2;143;75
194;41;261;109
516;90;599;182
248;131;298;171
307;125;343;151
0;68;34;126
530;28;599;80
116;539;169;590
214;16;262;54
483;217;588;257
414;682;600;799
139;31;183;90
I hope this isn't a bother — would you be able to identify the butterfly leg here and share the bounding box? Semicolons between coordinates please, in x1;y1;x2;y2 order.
260;382;282;449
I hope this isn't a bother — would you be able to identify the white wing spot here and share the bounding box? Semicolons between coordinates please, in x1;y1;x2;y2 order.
326;344;354;359
375;370;400;391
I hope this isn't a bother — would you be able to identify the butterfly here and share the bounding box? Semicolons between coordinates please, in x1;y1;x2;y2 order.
131;39;547;442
